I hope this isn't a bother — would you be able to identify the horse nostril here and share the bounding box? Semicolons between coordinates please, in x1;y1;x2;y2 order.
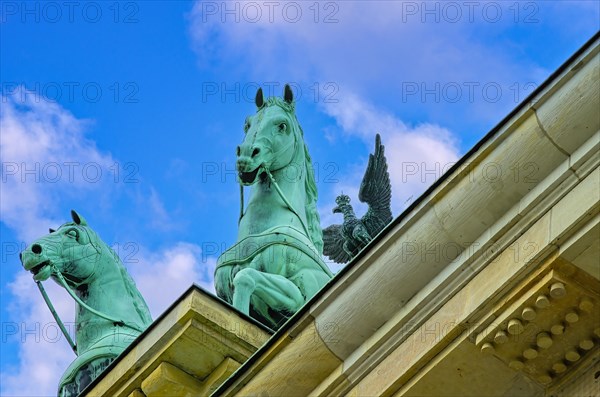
31;244;42;254
19;252;23;262
251;148;260;158
236;146;241;156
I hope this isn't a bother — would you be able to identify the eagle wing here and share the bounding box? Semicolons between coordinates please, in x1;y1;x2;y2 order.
359;134;393;237
323;224;351;264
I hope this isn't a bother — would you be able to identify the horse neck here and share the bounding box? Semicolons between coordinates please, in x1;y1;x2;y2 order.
73;253;148;352
269;152;307;209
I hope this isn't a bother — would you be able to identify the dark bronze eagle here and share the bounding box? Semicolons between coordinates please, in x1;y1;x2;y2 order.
323;134;393;264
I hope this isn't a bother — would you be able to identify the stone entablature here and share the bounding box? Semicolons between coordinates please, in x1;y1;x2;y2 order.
83;286;271;397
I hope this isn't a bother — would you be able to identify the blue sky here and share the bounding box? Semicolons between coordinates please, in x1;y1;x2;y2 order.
1;1;598;395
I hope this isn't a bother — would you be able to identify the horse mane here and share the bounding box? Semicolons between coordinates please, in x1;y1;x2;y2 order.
110;248;153;325
301;136;324;254
86;227;152;326
264;97;324;254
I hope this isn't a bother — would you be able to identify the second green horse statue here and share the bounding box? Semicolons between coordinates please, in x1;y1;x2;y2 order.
20;210;152;396
215;85;333;329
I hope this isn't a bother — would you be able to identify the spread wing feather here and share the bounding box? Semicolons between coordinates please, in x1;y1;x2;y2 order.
323;224;351;264
359;134;392;237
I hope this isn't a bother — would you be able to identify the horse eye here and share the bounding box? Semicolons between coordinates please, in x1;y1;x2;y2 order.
244;122;250;132
67;230;78;239
278;123;287;133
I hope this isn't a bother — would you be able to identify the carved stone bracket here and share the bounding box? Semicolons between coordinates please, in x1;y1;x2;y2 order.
475;265;600;386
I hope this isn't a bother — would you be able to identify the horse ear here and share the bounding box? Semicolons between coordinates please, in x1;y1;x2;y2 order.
71;210;88;226
255;87;264;108
283;84;293;104
49;228;56;233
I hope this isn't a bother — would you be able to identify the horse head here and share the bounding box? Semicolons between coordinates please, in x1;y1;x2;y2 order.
236;84;300;186
21;210;101;287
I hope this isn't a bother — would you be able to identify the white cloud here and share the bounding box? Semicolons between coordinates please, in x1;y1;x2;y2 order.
147;187;174;230
131;243;216;318
188;0;547;108
2;273;75;397
321;93;460;216
0;87;115;243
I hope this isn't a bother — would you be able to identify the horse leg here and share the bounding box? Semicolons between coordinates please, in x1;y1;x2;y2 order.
290;267;331;302
252;270;305;314
232;268;256;315
232;267;305;315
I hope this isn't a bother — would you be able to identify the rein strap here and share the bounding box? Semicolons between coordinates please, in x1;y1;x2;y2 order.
50;263;145;333
36;281;77;354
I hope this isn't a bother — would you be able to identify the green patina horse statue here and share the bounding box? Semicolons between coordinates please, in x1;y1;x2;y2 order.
215;85;333;329
20;210;152;397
